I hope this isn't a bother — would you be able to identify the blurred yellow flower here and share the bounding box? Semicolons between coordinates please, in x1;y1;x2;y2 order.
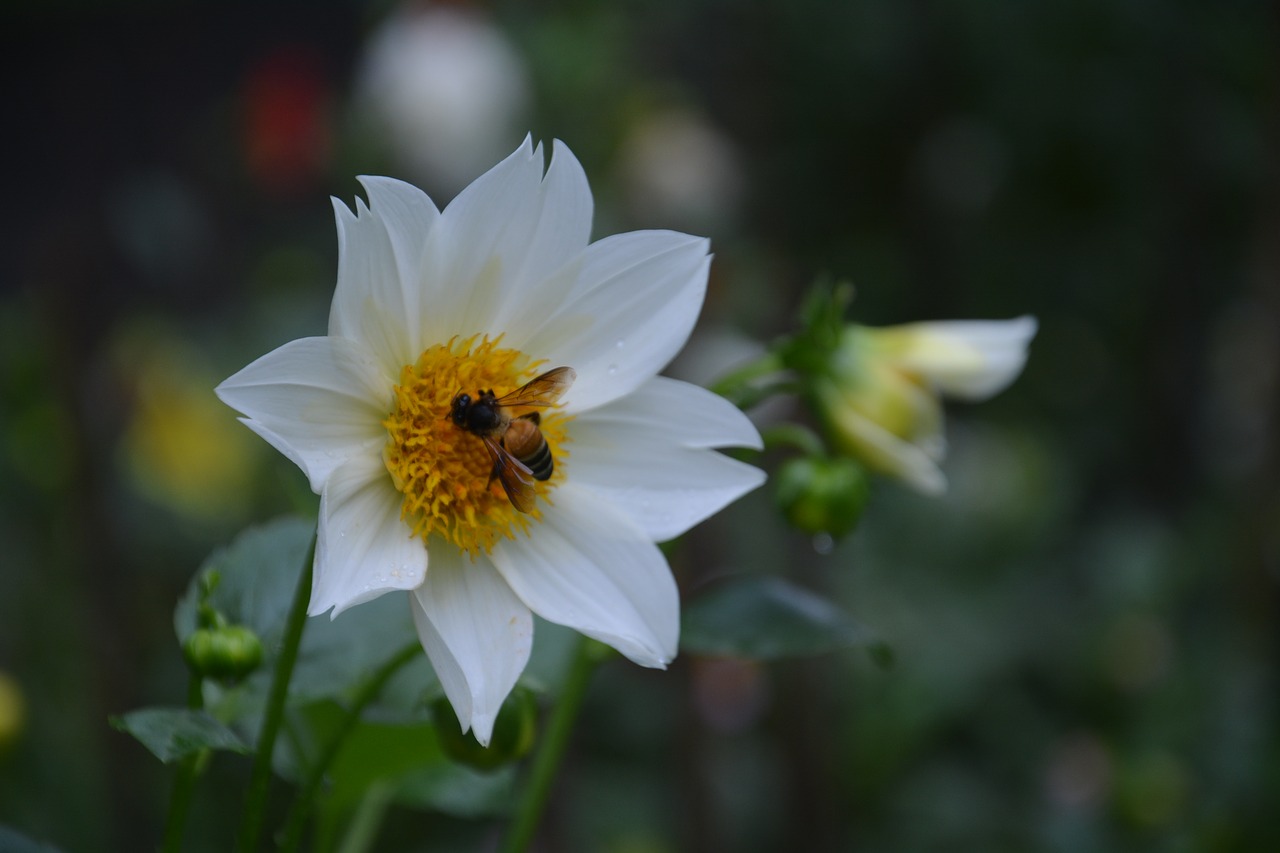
816;317;1037;494
0;671;25;755
119;335;259;522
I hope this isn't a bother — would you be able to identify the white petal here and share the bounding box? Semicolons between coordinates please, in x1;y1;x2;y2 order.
568;382;766;540
895;315;1038;401
420;137;546;343
409;550;533;746
327;195;418;376
215;336;391;492
523;231;711;413
353;176;441;357
312;453;428;617
574;376;763;450
571;450;763;542
485;140;595;342
490;483;678;666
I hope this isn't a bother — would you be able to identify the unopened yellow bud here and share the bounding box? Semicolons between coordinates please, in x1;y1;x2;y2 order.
814;317;1036;494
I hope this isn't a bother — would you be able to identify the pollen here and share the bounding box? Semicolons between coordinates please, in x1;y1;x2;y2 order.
382;334;571;556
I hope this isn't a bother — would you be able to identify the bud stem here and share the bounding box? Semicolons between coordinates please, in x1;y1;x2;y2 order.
161;672;206;853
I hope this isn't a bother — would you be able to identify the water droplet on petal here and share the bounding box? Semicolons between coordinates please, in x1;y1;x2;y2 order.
607;364;618;375
615;339;625;349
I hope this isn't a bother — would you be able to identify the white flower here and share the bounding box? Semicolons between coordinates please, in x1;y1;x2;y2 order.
816;317;1037;495
217;139;764;745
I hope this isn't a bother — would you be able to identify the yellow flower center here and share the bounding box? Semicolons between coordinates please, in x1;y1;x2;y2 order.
382;334;570;556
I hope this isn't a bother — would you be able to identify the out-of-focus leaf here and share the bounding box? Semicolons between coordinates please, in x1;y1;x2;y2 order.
174;515;314;647
518;617;580;694
682;576;877;660
110;707;249;763
394;754;516;819
175;516;436;726
282;701;515;821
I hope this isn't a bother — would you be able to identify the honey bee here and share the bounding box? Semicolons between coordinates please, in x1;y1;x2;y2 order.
449;366;576;513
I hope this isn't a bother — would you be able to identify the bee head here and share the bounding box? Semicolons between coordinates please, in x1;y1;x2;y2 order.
449;393;471;427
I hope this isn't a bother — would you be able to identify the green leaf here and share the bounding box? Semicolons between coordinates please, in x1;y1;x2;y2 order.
681;576;877;660
176;516;437;726
110;707;250;763
518;617;582;695
281;701;515;821
175;515;315;648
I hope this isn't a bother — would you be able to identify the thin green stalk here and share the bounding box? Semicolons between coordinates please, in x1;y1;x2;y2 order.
499;637;599;853
235;535;316;853
761;423;827;457
278;642;421;852
709;349;784;398
161;673;206;853
335;780;396;853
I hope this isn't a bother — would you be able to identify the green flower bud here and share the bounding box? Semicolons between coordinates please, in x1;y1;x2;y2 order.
775;455;870;539
182;625;264;683
433;687;537;771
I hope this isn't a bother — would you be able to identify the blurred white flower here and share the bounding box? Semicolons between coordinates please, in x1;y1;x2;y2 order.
816;317;1037;494
355;4;530;195
618;107;744;232
217;139;764;744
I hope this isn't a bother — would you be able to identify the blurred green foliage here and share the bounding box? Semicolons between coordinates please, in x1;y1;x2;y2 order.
2;0;1276;851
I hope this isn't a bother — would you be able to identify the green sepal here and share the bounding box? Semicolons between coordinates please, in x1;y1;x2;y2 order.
777;278;855;380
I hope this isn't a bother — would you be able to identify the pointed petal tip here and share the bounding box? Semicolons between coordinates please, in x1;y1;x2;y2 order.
910;467;949;497
468;711;497;747
330;195;356;220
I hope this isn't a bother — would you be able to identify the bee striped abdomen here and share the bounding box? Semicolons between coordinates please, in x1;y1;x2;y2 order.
504;415;554;481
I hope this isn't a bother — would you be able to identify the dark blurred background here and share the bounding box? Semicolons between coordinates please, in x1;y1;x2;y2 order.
2;1;1277;851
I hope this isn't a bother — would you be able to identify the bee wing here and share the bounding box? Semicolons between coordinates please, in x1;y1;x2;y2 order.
482;436;538;514
496;366;577;409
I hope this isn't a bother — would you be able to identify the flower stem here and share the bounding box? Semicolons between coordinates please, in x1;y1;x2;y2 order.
335;780;396;853
499;637;600;853
277;642;422;852
161;674;206;853
709;350;791;409
235;535;315;853
761;423;827;457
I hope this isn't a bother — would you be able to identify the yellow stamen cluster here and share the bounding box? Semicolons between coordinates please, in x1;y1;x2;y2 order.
382;334;570;556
